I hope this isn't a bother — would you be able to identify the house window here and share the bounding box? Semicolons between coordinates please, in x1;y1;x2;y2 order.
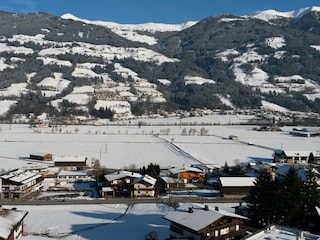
215;230;219;237
236;225;240;231
220;227;229;235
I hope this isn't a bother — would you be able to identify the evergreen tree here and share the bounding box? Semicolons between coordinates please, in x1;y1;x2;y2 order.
146;163;160;178
248;169;279;227
300;168;320;231
308;152;315;164
281;167;302;226
223;161;230;174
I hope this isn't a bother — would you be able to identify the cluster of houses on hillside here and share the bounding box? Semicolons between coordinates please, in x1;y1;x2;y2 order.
0;149;320;239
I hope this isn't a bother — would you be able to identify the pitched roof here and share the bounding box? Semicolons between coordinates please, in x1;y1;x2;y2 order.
164;204;247;232
104;170;141;181
0;208;28;239
168;166;204;174
132;174;157;185
0;169;42;184
242;224;320;240
275;165;306;181
54;156;87;162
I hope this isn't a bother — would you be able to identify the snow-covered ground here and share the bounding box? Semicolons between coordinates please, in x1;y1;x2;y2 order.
5;202;237;240
1;116;320;172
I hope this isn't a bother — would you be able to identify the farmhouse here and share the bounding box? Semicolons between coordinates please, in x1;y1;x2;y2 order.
273;149;320;164
219;177;256;198
0;207;28;240
132;174;157;197
104;170;142;197
29;152;53;161
164;204;247;240
0;169;43;199
289;127;320;137
53;156;88;170
168;166;205;183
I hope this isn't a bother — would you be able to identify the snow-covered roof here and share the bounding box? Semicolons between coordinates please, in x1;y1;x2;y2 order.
0;208;28;239
276;149;320;157
275;165;306;181
132;174;157;185
219;177;256;187
0;169;42;184
57;170;88;177
53;156;87;163
105;170;142;182
168;166;204;174
164;204;247;232
243;224;320;240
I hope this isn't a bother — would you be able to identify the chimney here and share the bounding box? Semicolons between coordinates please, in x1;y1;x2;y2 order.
204;205;209;211
215;206;219;211
188;207;193;213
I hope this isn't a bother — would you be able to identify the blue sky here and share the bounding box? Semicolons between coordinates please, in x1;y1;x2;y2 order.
0;0;319;24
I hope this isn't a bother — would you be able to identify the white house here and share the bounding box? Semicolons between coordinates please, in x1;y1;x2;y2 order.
0;169;43;199
56;170;93;183
132;174;157;197
273;149;320;164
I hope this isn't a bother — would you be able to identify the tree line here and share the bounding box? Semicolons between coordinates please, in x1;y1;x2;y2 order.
248;167;320;233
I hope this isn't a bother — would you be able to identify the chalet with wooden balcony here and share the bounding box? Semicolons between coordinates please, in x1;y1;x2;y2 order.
164;204;247;240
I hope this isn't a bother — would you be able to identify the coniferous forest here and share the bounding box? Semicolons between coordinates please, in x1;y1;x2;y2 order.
248;167;320;234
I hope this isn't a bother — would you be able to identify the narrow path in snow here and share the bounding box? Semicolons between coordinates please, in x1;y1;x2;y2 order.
157;135;203;165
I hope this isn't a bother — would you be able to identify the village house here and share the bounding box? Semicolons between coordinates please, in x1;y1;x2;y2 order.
132;174;157;197
53;156;88;171
29;152;53;161
104;170;142;197
168;166;205;183
164;204;247;240
219;177;256;199
21;164;49;177
289;127;320;137
0;169;43;199
0;206;28;240
273;149;320;164
242;224;320;240
56;170;94;183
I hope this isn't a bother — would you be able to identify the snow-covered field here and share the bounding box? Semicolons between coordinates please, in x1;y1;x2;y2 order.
1;117;320;171
5;203;237;240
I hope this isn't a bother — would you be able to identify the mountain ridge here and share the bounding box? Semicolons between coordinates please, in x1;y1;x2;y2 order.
0;6;320;123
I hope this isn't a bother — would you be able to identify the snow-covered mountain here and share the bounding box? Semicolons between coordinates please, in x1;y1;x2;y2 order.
252;6;320;22
0;6;320;123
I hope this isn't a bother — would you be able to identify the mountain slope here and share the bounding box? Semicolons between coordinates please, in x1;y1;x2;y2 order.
0;7;320;122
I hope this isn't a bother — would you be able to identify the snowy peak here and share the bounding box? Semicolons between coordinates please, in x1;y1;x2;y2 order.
61;13;198;45
61;13;198;33
252;6;320;22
